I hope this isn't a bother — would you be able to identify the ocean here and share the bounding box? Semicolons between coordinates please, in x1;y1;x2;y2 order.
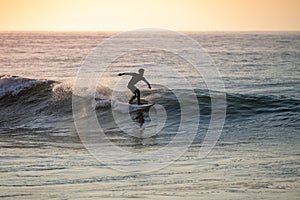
0;31;299;199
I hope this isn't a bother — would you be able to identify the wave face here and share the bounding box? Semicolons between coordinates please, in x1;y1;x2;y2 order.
0;75;59;131
1;75;299;137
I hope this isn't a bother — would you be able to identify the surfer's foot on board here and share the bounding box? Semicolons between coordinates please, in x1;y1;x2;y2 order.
129;100;141;105
129;100;138;104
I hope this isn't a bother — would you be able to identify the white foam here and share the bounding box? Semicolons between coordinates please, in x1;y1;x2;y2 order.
94;99;111;109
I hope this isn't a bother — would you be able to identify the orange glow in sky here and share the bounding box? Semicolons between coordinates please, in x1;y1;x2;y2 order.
0;0;299;31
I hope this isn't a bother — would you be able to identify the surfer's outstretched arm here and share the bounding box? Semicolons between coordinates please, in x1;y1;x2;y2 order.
142;78;151;89
118;72;135;76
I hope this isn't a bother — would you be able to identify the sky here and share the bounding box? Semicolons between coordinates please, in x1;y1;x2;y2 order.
0;0;299;31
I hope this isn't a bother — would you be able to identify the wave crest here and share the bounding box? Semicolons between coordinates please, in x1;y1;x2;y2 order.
0;74;55;98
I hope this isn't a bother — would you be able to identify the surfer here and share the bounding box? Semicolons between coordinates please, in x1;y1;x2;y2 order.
118;68;151;104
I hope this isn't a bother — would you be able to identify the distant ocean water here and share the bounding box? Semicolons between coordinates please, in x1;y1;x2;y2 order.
0;31;299;199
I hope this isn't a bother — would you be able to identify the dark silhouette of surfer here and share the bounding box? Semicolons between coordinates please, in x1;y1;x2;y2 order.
118;69;151;104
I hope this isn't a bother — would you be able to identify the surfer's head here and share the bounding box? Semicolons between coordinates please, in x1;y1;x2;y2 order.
138;68;144;75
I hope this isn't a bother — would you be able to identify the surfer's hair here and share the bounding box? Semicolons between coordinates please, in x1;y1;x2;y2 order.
138;68;144;74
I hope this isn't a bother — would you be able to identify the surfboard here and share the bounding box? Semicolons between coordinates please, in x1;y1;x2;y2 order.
111;100;154;113
129;103;154;113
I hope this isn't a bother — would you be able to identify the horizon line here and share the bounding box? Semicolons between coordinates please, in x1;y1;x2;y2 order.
1;29;300;32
